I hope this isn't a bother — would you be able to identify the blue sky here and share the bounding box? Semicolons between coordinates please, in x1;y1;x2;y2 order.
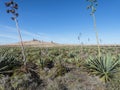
0;0;120;44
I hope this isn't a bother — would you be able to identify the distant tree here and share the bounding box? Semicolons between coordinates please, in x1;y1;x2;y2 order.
51;41;54;43
86;0;101;58
99;39;102;43
33;38;38;41
5;0;26;66
78;33;82;44
88;38;90;43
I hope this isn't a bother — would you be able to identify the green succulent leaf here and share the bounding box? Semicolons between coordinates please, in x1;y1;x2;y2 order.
85;53;120;83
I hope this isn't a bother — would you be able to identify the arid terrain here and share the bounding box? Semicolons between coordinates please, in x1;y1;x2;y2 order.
0;43;120;90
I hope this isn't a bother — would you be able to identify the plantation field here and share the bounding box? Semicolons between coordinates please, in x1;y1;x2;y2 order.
0;45;120;90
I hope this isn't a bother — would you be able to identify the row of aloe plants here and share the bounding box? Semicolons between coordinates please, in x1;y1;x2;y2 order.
0;46;120;88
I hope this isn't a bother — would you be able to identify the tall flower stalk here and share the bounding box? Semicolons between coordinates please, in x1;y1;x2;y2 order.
86;0;101;58
5;0;26;66
14;18;26;65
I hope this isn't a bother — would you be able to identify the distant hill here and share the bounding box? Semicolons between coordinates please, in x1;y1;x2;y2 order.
3;40;61;47
2;39;120;47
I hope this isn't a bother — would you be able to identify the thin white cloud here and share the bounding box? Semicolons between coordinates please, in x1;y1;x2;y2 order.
0;25;47;37
0;25;50;44
0;34;18;40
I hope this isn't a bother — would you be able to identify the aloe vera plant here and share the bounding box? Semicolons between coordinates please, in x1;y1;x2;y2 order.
85;53;120;83
0;52;21;75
